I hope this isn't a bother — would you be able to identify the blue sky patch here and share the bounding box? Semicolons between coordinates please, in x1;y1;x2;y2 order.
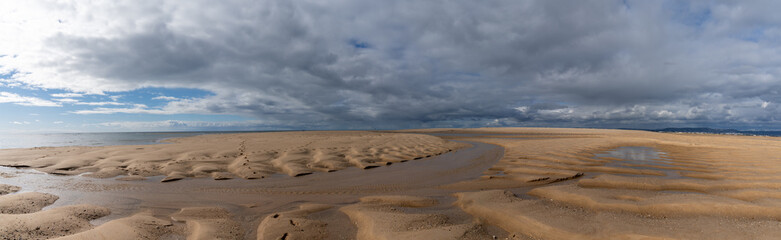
114;87;214;107
0;70;18;79
0;86;239;133
349;39;371;49
669;2;711;28
738;27;765;43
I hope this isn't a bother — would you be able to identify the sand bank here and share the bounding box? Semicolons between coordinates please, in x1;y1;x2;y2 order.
0;131;487;239
412;128;781;239
0;131;464;180
3;128;781;239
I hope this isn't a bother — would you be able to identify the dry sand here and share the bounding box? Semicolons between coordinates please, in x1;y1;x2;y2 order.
3;128;781;239
0;131;464;179
415;127;781;239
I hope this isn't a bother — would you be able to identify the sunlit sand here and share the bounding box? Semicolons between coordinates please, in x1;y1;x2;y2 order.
2;128;781;239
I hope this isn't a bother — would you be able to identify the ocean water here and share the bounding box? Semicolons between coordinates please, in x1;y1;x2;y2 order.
650;128;781;137
0;131;261;149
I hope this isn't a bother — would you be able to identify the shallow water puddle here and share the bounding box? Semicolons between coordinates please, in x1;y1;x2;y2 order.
597;146;684;178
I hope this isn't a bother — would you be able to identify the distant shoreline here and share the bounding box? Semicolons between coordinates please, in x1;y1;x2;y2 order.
641;127;781;137
3;127;780;150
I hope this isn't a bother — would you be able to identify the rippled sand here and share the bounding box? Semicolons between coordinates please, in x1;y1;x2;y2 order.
3;128;781;239
420;128;781;239
0;131;464;180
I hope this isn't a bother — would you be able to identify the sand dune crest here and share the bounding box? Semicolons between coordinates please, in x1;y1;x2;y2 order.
0;204;110;239
53;212;175;240
0;192;58;214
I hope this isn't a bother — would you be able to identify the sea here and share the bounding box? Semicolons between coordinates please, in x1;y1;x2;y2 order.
649;128;781;137
0;131;266;149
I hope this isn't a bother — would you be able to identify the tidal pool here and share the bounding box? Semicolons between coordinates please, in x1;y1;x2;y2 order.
597;146;684;178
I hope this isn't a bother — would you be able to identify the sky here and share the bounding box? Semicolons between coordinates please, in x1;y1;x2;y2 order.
1;1;781;132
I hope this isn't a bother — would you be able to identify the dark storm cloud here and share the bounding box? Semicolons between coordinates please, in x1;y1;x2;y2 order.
7;0;781;129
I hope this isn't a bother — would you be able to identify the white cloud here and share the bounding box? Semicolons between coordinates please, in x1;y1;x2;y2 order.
4;1;781;129
53;121;64;124
95;120;285;131
53;97;124;106
71;104;168;115
74;101;125;106
51;93;84;98
54;98;79;103
152;96;179;101
0;92;61;107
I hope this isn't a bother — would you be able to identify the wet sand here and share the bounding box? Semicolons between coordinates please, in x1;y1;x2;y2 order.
3;128;781;239
0;131;499;239
415;128;781;239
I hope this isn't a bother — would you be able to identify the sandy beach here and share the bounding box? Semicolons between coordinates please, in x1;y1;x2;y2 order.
3;128;781;239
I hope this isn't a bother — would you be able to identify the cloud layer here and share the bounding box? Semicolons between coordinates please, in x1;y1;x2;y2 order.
2;1;781;129
0;92;60;107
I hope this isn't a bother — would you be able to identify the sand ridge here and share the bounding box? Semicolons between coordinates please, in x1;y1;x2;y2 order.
0;131;465;181
53;212;176;240
0;186;111;240
340;195;491;240
410;127;781;239
170;207;242;239
0;183;179;240
454;189;781;240
0;192;58;214
256;204;333;240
